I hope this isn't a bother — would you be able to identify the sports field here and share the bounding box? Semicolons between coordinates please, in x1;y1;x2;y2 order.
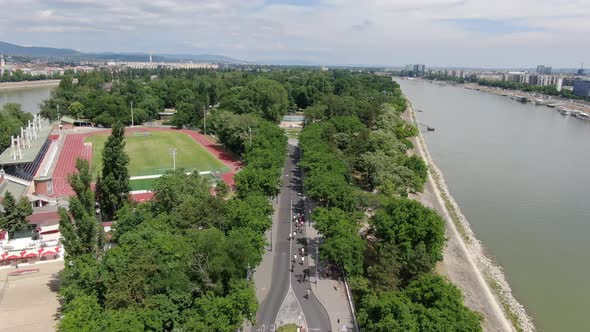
85;130;229;178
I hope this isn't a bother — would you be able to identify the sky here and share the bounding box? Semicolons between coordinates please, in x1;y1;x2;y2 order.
0;0;588;68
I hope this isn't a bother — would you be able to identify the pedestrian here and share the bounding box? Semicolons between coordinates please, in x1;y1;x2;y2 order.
301;256;305;265
293;231;297;238
293;254;297;262
288;233;292;241
306;288;311;299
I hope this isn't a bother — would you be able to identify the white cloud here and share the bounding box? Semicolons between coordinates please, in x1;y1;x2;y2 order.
0;0;588;67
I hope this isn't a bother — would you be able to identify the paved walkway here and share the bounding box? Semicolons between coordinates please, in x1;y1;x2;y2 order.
0;261;62;332
291;135;356;332
304;206;356;332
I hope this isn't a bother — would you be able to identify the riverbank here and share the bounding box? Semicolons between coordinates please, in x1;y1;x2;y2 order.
404;103;535;332
421;78;590;116
0;80;60;90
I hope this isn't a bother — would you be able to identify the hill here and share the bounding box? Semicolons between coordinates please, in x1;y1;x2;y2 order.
0;41;80;57
0;41;243;63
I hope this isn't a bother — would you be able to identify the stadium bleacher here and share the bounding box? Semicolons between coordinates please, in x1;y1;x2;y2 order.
3;139;51;181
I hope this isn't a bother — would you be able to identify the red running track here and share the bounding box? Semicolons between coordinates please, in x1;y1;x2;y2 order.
51;128;241;197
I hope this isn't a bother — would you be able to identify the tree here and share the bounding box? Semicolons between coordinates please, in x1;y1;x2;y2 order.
404;274;483;331
99;123;130;221
59;159;103;258
365;243;402;293
357;291;419;332
152;170;211;215
313;207;365;276
404;155;428;192
58;295;106;332
370;198;445;282
0;192;32;238
224;195;272;234
246;78;289;122
67;101;85;119
0;103;33;151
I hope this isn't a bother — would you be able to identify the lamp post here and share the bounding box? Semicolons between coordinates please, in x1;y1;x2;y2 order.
170;148;177;170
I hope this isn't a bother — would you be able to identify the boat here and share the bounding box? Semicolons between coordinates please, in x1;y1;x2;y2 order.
575;112;590;120
427;126;435;131
570;110;581;117
546;104;556;108
559;108;571;116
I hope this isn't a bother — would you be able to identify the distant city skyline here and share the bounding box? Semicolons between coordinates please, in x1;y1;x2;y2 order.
0;0;588;68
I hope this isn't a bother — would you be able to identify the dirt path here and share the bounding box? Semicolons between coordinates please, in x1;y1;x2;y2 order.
404;104;534;332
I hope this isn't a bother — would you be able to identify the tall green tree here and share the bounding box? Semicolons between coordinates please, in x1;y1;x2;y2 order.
371;198;445;282
0;192;33;238
59;159;103;258
313;207;365;275
99;122;130;221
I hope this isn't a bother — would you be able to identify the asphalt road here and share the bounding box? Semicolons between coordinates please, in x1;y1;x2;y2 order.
254;143;331;332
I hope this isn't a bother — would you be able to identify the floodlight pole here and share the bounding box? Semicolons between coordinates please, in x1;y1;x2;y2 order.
130;101;134;127
57;105;61;135
203;106;207;135
170;148;177;170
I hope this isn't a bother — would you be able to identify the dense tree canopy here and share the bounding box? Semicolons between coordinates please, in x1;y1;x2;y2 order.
297;70;480;330
56;68;289;332
51;67;479;331
0;103;33;151
358;274;482;332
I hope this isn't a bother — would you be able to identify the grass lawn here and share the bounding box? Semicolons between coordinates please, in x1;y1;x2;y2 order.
86;130;229;177
277;324;298;332
129;178;157;191
129;173;219;191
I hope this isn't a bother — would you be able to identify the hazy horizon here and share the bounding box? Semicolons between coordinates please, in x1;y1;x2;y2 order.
1;0;588;68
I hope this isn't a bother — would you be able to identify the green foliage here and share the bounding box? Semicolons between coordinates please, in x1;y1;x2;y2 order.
56;70;288;331
151;169;211;215
296;70;478;330
371;198;445;282
404;155;428;192
171;100;204;129
58;294;105;332
358;290;419;331
357;274;482;332
0;103;33;151
98;123;130;220
313;208;365;275
224;195;272;234
220;78;289;122
0;192;33;238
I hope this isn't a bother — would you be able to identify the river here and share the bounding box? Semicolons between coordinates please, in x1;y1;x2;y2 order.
397;79;590;331
0;85;54;115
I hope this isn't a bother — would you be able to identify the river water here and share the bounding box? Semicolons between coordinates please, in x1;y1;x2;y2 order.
397;79;590;331
0;85;54;115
